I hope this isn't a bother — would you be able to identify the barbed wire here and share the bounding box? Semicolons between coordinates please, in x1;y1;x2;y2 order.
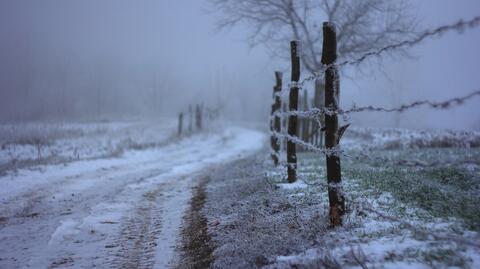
345;90;480;114
271;16;480;147
270;89;480;167
271;131;343;157
270;16;480;173
288;15;480;89
338;16;480;67
270;130;391;166
268;15;480;248
271;129;477;169
271;89;480;121
270;136;480;248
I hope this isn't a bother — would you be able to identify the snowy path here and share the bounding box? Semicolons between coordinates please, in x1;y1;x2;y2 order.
0;127;265;269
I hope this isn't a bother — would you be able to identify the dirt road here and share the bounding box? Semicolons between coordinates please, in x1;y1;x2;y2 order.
0;127;264;268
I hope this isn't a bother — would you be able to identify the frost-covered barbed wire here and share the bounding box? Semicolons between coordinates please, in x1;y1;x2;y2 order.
273;108;331;118
271;131;343;157
270;104;479;167
271;125;411;165
344;90;480;114
270;91;480;165
272;90;480;121
336;15;480;68
290;15;480;88
272;129;471;169
271;109;330;131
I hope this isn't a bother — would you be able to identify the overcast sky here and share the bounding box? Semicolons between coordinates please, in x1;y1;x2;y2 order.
0;0;479;129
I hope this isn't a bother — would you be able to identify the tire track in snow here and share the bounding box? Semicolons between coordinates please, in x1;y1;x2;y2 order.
109;183;166;269
0;127;265;269
105;175;198;269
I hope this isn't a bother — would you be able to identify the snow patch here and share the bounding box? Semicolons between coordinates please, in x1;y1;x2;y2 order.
48;219;80;245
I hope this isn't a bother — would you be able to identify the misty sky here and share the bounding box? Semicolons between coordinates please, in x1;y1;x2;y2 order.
0;0;479;129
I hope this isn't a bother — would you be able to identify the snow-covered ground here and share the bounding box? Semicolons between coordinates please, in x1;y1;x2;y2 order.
342;127;480;150
0;123;265;268
3;123;479;268
202;127;480;269
0;119;177;174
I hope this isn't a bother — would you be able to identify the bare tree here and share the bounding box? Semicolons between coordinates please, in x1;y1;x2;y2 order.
210;0;417;143
211;0;416;72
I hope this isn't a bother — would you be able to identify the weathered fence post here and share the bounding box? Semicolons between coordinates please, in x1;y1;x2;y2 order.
195;104;202;130
200;104;203;129
287;41;300;183
188;105;193;132
178;112;184;137
270;71;283;166
322;22;345;227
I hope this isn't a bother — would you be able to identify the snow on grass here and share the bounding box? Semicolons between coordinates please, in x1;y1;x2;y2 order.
342;127;480;150
204;127;480;268
277;180;308;190
266;141;480;268
0;119;177;173
268;178;480;268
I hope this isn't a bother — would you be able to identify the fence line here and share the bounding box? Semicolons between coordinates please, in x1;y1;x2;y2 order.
176;103;221;137
269;15;480;227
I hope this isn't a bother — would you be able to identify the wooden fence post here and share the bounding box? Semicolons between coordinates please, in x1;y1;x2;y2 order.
322;22;345;227
200;104;203;129
287;40;300;183
178;112;184;137
188;105;193;132
195;104;202;130
270;71;283;166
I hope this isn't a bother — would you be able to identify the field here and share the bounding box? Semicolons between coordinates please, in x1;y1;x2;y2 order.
0;119;176;175
200;127;480;269
1;121;479;268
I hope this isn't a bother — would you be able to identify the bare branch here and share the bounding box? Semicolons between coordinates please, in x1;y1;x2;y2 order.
209;0;417;73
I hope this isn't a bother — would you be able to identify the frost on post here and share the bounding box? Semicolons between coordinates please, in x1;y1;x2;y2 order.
270;71;283;166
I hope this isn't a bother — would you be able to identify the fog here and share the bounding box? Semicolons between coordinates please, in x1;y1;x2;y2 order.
0;0;479;129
